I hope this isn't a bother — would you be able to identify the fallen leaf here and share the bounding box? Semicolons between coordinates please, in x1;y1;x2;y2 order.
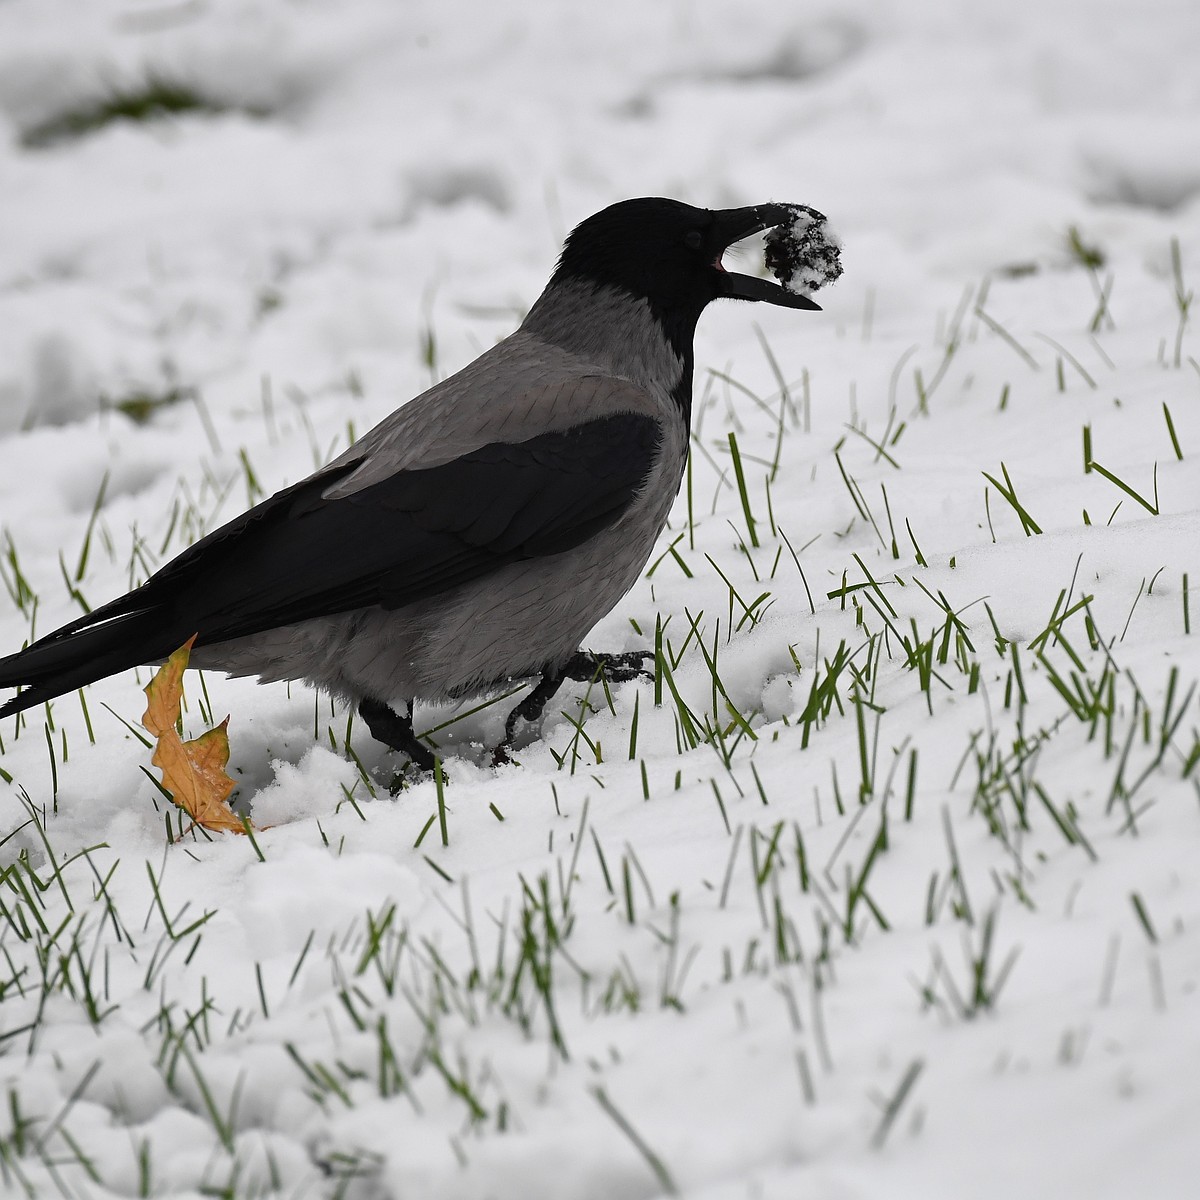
142;635;195;738
142;636;248;836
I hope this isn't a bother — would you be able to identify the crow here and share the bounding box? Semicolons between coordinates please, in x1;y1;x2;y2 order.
0;198;821;772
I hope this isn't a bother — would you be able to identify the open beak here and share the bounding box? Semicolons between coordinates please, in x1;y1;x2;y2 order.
712;204;822;311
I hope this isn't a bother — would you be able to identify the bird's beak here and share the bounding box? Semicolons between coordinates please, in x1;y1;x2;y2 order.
712;204;822;311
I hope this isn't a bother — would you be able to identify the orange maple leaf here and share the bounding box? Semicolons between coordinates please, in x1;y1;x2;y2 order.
142;636;247;836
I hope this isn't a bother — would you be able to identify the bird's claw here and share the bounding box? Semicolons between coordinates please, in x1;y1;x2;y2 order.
386;751;445;795
565;649;655;683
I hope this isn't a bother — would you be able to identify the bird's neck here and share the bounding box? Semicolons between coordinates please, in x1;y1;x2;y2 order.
521;280;694;423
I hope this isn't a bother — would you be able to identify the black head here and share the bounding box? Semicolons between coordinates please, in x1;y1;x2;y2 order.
551;197;820;352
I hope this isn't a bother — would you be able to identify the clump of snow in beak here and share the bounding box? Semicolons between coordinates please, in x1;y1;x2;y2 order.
764;204;843;298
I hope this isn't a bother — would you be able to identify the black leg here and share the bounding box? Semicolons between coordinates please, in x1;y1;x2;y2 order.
493;649;654;765
494;667;567;765
358;697;436;773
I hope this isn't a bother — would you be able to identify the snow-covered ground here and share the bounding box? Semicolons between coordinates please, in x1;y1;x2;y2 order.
1;1;1199;1196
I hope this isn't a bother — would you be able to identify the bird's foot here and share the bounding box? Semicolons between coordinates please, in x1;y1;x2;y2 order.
493;668;567;766
358;698;438;784
491;649;653;765
386;758;450;796
562;648;655;684
386;761;434;795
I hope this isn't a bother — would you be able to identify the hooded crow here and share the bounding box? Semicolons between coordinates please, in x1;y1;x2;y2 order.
0;198;823;773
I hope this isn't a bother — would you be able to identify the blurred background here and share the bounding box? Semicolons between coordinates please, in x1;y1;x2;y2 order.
1;0;1197;437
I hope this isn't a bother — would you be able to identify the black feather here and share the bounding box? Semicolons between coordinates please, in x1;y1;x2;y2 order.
0;413;661;716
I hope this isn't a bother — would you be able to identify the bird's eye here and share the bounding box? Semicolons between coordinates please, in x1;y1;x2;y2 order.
684;230;703;250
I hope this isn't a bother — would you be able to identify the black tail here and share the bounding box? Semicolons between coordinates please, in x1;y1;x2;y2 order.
0;601;174;718
1;460;372;720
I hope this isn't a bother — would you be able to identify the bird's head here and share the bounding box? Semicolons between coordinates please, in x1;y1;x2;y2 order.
523;198;829;411
551;197;822;329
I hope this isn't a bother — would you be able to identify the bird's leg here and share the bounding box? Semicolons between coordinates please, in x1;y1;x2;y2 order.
357;697;437;775
492;650;655;765
493;667;569;765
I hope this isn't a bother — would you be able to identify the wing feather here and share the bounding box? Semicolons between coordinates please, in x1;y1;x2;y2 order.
109;410;659;649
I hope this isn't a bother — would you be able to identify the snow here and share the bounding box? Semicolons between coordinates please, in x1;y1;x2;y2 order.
1;0;1199;1197
764;206;843;297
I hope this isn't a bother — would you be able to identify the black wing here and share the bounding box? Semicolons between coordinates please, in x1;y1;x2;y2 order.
0;412;661;712
165;409;661;640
